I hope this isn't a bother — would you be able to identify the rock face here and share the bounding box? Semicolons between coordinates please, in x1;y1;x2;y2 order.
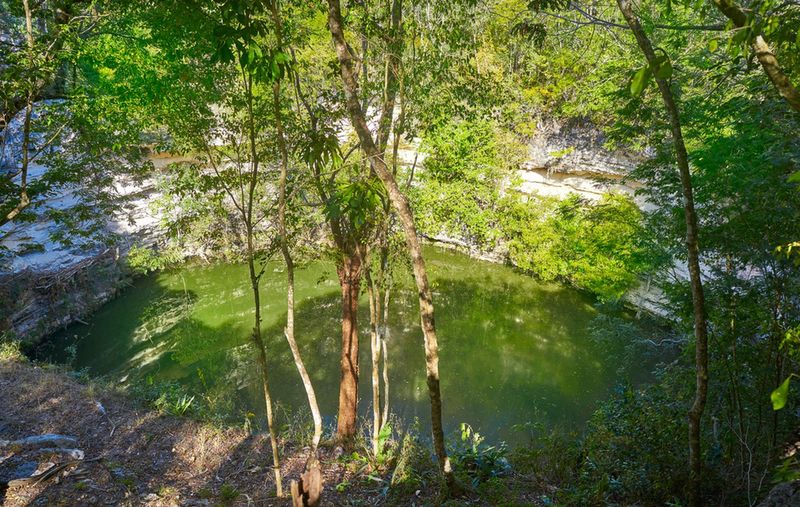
515;119;654;210
0;141;182;343
0;249;124;343
758;481;800;506
426;120;671;317
527;119;642;176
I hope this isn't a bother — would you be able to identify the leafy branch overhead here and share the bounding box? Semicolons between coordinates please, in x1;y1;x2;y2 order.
629;48;673;96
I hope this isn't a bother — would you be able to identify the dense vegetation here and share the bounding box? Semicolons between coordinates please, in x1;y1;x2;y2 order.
2;0;800;505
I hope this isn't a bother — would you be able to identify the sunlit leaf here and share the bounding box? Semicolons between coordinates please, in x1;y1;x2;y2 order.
771;376;791;410
630;66;651;97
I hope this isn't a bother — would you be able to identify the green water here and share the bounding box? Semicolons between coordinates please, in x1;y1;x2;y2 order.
40;246;649;444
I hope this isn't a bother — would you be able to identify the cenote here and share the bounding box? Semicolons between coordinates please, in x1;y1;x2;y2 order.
38;246;653;445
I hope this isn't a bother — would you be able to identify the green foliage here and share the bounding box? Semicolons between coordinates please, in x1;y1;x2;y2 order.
509;422;581;488
276;404;316;448
0;339;24;362
128;375;199;418
219;483;239;502
500;193;655;300
411;118;525;247
211;14;292;84
449;423;510;487
126;244;182;275
772;457;800;484
387;423;439;500
630;49;673;97
412;120;653;301
324;179;385;236
630;66;652;97
0;2;153;247
568;382;689;505
2;1;799;505
374;422;395;467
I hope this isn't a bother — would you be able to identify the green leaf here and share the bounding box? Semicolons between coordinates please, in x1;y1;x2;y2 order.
788;171;800;183
654;59;672;79
771;376;791;410
630;66;651;97
377;423;392;451
708;39;718;53
732;27;750;45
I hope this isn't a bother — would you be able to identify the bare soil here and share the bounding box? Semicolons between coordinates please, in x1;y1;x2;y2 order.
0;359;423;507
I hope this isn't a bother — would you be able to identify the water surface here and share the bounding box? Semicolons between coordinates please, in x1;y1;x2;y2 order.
41;247;649;444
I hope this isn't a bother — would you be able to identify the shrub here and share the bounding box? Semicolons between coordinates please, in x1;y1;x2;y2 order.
0;338;24;361
449;423;511;487
499;193;656;301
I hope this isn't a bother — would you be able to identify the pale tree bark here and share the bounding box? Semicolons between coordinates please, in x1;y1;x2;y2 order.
375;0;403;154
711;0;800;113
365;0;402;455
616;2;709;506
326;0;456;491
268;0;323;458
376;241;393;434
380;288;390;427
365;265;383;456
249;262;283;498
200;84;282;496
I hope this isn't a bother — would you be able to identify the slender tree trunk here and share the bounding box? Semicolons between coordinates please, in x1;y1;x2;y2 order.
326;0;456;491
269;0;323;457
365;266;383;455
616;2;710;506
247;246;283;498
336;252;362;440
3;0;35;227
381;286;390;428
242;61;282;497
711;0;800;113
375;0;403;154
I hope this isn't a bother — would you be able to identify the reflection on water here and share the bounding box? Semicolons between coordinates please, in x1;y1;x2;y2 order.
41;247;649;444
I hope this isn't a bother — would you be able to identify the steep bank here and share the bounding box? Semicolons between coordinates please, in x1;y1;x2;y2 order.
0;356;544;506
0;249;123;343
0;356;342;506
0;153;177;344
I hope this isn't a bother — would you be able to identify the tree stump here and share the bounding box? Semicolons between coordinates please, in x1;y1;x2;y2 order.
290;464;322;507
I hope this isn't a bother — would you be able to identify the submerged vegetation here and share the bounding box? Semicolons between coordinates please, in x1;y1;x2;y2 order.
2;0;800;505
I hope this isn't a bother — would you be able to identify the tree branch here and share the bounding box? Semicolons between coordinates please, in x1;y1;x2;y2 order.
711;0;800;112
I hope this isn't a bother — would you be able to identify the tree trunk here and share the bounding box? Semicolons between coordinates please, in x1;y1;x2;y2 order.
336;252;362;440
3;0;35;227
248;252;283;498
711;0;800;113
375;0;403;154
365;267;383;455
381;286;390;428
269;0;324;457
616;2;710;506
242;54;282;496
326;0;456;491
